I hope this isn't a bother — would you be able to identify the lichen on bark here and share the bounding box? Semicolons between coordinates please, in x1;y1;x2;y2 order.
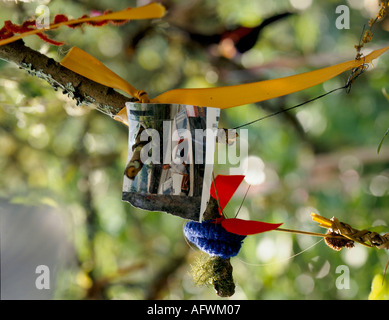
0;40;132;118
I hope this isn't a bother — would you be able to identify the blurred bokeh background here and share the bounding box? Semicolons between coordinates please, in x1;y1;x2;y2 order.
1;0;389;300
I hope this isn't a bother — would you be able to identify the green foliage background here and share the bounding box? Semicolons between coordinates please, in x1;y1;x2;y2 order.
1;0;389;300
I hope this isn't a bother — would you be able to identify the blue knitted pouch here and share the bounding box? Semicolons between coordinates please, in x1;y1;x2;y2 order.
184;220;246;259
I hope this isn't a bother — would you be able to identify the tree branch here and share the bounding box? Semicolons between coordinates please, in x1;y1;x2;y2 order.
0;40;132;118
0;39;236;298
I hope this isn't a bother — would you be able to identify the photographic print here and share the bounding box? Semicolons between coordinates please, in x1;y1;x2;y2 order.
1;0;389;304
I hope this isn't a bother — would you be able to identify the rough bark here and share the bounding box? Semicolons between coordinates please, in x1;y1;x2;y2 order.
0;40;132;118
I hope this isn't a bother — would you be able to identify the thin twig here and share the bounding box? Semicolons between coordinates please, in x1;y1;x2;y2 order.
234;184;251;218
211;172;227;218
276;227;347;240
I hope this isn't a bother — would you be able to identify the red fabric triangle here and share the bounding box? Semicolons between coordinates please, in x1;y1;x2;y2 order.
221;218;282;236
210;175;245;213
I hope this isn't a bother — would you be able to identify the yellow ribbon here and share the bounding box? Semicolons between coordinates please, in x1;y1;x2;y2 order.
0;3;166;46
2;1;387;127
61;46;150;103
61;45;388;126
152;46;389;109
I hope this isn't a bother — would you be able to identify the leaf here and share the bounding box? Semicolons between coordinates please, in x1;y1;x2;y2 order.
377;89;389;154
368;274;389;300
377;127;389;154
221;218;282;236
210;175;245;212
